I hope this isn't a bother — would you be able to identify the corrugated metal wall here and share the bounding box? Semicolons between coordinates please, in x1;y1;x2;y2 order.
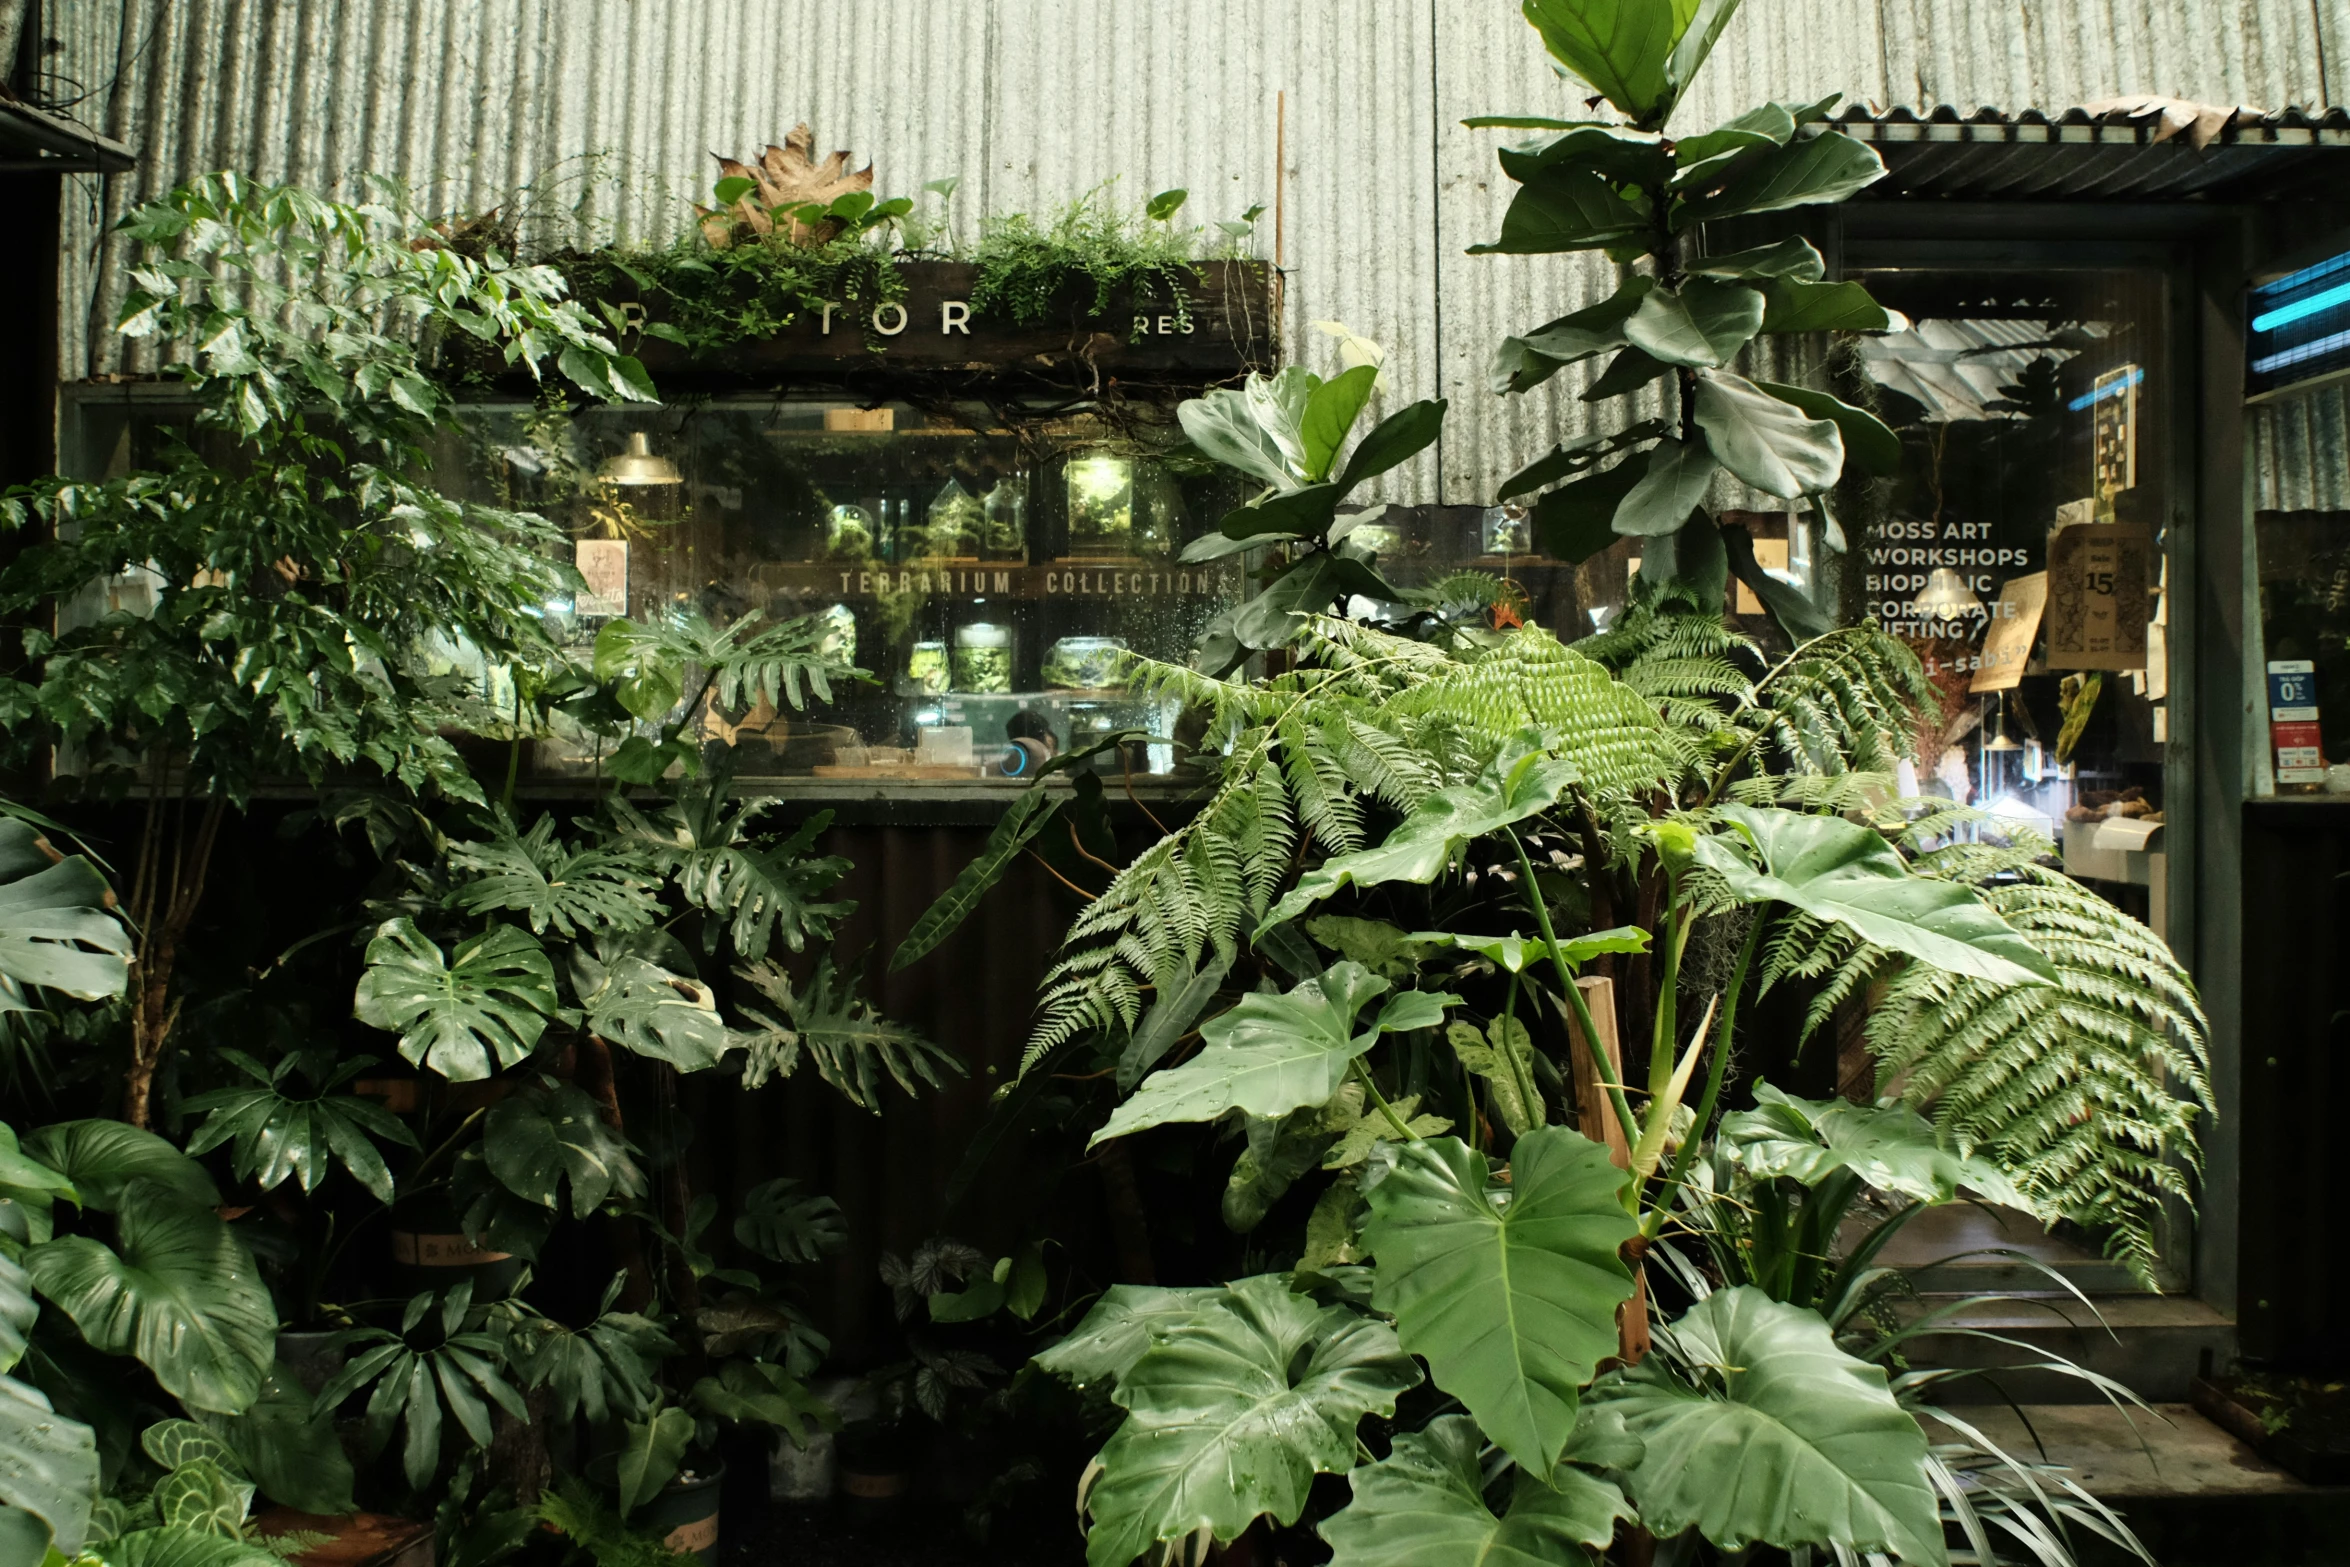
2250;383;2350;512
49;0;2350;503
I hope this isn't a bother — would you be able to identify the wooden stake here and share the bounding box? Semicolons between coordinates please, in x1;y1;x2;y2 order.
1274;89;1286;270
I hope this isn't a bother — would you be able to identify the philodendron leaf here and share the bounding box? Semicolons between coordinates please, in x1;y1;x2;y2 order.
890;788;1059;971
446;813;661;940
1590;1288;1943;1564
1363;1129;1638;1473
26;1182;276;1413
1722;1081;2027;1206
1693;371;1844;498
1520;0;1682;121
574;942;730;1072
1320;1414;1633;1567
731;1177;847;1263
615;1406;694;1517
353;918;558;1082
1033;1285;1232;1389
482;1083;645;1218
1082;1276;1420;1567
0;820;133;1006
1691;804;2056;986
0;1376;98;1561
0;1255;32;1372
1624;279;1765;368
1262;730;1579;930
1092;964;1453;1145
19;1122;216;1212
1612;438;1718;537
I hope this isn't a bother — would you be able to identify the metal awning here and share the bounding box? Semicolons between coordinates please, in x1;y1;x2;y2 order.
0;97;133;173
1832;101;2350;202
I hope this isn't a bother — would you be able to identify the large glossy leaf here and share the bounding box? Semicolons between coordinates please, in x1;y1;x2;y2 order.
1084;1276;1420;1567
1520;0;1684;120
1676;129;1886;227
1638;511;1729;603
1093;964;1450;1145
196;1365;354;1514
1752;380;1901;476
1612;438;1718;537
731;955;960;1108
482;1083;645;1217
1033;1285;1232;1388
510;1302;669;1426
1179;383;1301;491
1301;365;1380;482
1335;398;1447;495
1533;460;1645;563
1693;370;1844;498
152;1455;252;1534
1692;805;2056;986
1591;1288;1943;1564
1580;344;1674;404
1498;419;1670;503
19;1122;216;1212
1262;731;1579;929
573;940;729;1072
1491;282;1654;395
1118;951;1234;1090
1722;524;1833;640
1469;167;1649;255
1688;235;1824;282
1759;277;1895;334
26;1184;276;1413
1363;1129;1637;1473
446;814;660;939
1664;0;1748;112
1320;1414;1633;1567
0;1376;98;1562
1624;279;1764;368
352;918;558;1082
0;1257;31;1374
1722;1082;2026;1206
0;821;133;1006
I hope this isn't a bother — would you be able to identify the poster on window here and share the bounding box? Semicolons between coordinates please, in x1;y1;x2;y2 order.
1970;572;2047;693
575;539;629;617
2045;523;2149;670
2091;364;2139;509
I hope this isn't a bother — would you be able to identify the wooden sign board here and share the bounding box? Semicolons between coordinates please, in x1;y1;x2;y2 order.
2045;523;2150;671
632;259;1277;385
1970;571;2047;692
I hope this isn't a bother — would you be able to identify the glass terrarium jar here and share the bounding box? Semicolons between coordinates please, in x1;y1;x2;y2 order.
1481;505;1530;555
952;622;1013;693
826;503;876;560
904;640;950;696
1065;453;1134;556
925;479;983;558
982;477;1027;560
1045;635;1131;692
817;603;857;665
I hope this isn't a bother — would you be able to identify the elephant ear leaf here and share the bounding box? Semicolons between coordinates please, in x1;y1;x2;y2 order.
1589;1287;1943;1565
0;1376;100;1563
0;819;133;1006
353;918;558;1082
1362;1129;1637;1474
1320;1413;1633;1567
1721;1081;2026;1207
1081;1276;1420;1567
25;1182;276;1414
20;1121;216;1212
1693;804;2056;986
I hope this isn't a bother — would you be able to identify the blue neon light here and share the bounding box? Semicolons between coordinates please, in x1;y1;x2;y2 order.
2252;280;2350;333
2066;367;2143;412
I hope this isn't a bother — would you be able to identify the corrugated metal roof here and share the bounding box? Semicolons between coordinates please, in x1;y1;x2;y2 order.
0;99;133;171
1834;102;2350;199
43;0;2350;505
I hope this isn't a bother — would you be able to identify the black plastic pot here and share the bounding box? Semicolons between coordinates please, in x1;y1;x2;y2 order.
589;1453;726;1563
833;1421;911;1522
384;1196;521;1303
274;1328;347;1397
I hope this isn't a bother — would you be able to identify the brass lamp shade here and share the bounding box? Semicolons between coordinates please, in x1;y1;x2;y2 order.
1908;566;1982;621
599;431;682;486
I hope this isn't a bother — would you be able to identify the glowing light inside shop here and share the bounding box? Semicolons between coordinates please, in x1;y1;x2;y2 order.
2065;367;2143;411
2251;280;2350;333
